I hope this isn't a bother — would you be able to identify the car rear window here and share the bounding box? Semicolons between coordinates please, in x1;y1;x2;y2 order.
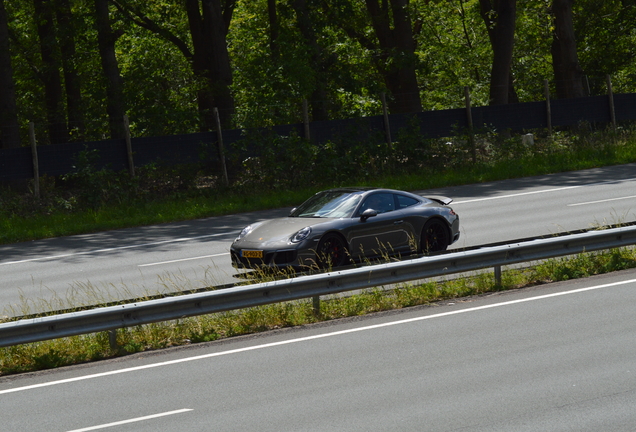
396;194;420;209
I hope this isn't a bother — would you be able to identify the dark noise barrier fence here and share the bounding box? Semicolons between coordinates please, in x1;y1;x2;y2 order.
2;92;635;182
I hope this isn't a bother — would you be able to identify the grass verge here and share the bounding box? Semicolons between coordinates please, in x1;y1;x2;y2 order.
2;247;635;376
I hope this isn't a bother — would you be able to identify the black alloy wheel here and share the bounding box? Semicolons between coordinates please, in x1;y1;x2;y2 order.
317;233;348;268
421;219;450;254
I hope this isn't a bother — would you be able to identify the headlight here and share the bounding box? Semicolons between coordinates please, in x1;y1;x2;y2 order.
290;226;312;243
235;224;254;242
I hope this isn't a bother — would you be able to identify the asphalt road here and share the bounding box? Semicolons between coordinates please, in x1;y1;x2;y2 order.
2;269;636;431
1;163;635;315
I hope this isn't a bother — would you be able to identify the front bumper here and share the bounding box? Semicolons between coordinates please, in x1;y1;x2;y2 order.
231;248;301;269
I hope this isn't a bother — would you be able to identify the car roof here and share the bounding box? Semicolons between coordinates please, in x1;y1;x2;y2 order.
323;187;418;196
320;187;374;193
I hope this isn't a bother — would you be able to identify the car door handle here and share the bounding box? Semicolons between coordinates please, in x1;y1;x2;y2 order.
393;220;404;225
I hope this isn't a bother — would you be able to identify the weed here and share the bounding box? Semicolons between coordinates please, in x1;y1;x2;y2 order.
2;247;636;376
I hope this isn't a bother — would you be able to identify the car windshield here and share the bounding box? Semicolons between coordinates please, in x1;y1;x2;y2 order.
290;191;363;218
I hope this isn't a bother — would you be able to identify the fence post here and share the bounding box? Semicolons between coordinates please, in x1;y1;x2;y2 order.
213;108;229;187
123;115;135;178
380;92;392;147
302;99;311;141
544;80;552;137
464;86;476;163
29;122;40;199
606;74;617;132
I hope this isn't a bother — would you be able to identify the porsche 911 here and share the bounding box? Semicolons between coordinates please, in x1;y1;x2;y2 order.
230;187;460;270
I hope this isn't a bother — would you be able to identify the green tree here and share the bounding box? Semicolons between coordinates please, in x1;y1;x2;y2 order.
231;0;381;128
95;0;126;139
551;0;585;99
412;0;492;109
573;0;636;94
111;0;236;130
33;0;68;144
323;0;423;114
56;0;85;139
509;0;552;102
0;0;20;149
291;0;332;121
479;0;517;105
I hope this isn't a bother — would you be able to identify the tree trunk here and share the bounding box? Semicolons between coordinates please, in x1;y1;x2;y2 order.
551;0;585;99
267;0;280;60
56;0;85;139
186;0;235;131
95;0;125;139
292;0;330;121
202;0;234;128
33;0;68;144
365;0;422;114
479;0;517;105
0;0;20;149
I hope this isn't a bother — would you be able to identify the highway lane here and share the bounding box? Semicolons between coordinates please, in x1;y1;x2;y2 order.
420;162;636;244
1;163;635;315
2;269;636;431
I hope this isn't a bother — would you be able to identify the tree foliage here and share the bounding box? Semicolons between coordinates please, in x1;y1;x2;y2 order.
1;0;635;149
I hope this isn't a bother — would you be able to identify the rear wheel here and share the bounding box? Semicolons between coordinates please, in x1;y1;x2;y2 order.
316;233;349;268
420;219;450;254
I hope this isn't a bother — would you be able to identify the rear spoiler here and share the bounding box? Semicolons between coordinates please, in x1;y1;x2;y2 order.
426;195;453;206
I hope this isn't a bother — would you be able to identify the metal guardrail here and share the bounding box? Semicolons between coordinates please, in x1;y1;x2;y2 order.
1;225;636;347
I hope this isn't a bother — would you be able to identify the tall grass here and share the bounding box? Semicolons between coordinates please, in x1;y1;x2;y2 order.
1;247;635;376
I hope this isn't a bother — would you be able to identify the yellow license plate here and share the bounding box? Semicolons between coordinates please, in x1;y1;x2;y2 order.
242;250;264;259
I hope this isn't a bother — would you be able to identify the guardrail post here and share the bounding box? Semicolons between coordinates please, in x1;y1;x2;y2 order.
312;295;320;316
494;265;502;286
108;329;118;351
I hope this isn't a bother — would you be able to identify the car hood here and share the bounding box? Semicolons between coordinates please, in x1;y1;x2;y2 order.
236;217;334;246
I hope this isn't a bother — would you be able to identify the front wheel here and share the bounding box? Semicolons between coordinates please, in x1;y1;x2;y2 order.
316;233;349;268
420;219;450;254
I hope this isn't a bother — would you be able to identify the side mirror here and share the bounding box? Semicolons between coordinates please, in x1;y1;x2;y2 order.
360;208;378;221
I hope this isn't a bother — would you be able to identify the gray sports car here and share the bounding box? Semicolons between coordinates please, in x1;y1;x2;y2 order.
230;187;460;270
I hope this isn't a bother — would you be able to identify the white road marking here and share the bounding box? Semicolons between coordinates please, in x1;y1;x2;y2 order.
453;185;582;204
138;252;230;267
0;233;232;266
567;195;636;207
2;276;635;396
453;178;636;205
64;409;193;432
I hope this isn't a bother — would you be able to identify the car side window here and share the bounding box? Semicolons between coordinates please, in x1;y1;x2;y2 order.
396;194;420;209
359;193;395;215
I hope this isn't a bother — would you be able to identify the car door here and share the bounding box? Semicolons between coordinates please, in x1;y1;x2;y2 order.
346;193;413;260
